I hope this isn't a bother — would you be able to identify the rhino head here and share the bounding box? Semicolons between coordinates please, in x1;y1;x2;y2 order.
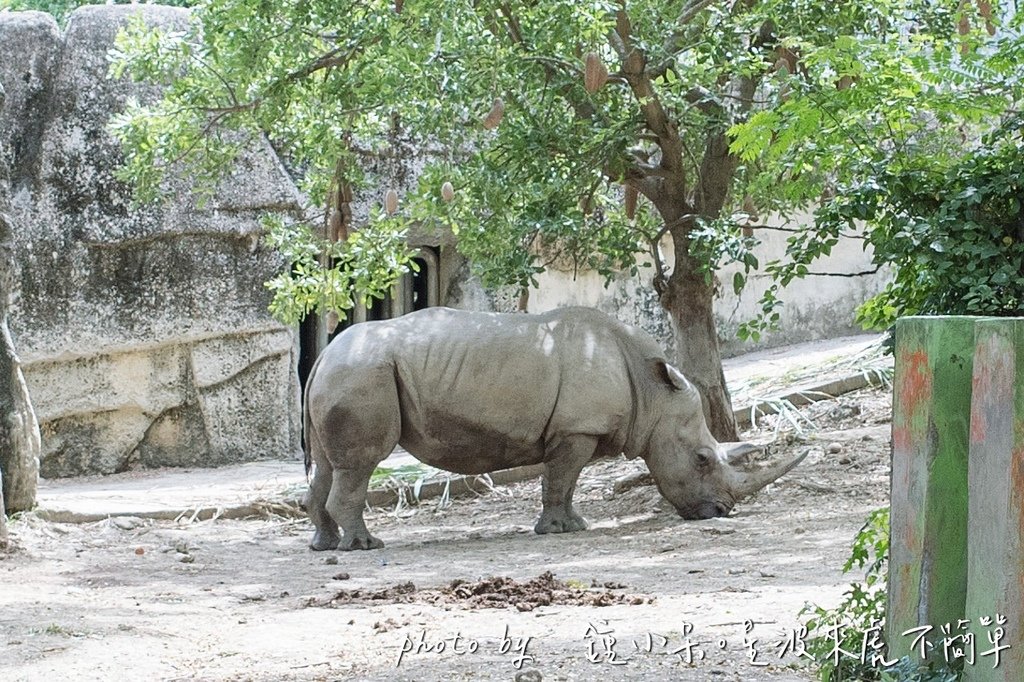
641;361;806;520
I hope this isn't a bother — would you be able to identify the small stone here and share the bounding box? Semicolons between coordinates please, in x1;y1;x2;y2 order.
112;516;144;531
727;568;746;575
793;527;806;535
838;456;852;465
174;540;189;554
759;570;776;578
332;572;351;581
324;556;339;565
178;554;195;564
515;670;543;682
827;442;843;454
658;544;674;553
134;547;145;556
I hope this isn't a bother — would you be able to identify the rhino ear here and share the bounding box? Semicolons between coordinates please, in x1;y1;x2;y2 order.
724;441;763;467
654;360;692;392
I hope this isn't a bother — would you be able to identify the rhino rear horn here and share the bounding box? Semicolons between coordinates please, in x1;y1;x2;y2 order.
731;450;808;499
723;441;762;467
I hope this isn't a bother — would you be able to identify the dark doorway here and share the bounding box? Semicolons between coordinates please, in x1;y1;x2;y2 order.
296;245;440;395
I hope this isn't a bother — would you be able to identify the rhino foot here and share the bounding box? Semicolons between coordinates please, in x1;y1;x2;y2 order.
310;528;341;551
534;509;588;535
338;532;384;551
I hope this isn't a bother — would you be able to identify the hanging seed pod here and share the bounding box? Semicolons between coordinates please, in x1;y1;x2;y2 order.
578;195;594;215
836;75;854;91
584;52;608;94
326;311;340;334
742;225;755;238
338;182;353;204
773;57;790;76
394;0;403;13
958;13;972;55
328;208;346;242
778;46;799;73
384;189;399;215
958;12;971;36
441;181;455;202
977;0;996;34
742;195;759;222
624;185;638;221
482;97;504;130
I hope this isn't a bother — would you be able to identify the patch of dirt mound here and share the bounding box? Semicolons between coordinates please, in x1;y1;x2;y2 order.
308;571;653;611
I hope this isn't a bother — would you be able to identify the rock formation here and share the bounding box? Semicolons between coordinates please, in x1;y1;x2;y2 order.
0;7;302;478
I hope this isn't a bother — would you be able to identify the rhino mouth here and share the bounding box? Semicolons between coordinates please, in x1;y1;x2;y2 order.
676;501;732;520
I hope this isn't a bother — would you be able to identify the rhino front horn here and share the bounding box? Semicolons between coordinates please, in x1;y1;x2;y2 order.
731;450;807;499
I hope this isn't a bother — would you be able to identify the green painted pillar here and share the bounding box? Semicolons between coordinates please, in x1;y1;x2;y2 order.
964;320;1024;681
887;316;975;662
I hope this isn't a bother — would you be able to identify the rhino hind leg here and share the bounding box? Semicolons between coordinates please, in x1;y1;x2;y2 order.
307;462;341;551
534;435;596;535
327;465;385;551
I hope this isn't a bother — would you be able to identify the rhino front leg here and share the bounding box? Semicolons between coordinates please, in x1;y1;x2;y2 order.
535;435;597;534
327;465;384;551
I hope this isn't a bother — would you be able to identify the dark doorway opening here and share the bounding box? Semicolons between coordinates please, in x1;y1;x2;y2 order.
296;246;440;395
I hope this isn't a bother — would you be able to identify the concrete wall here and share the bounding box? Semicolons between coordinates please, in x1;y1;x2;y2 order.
529;211;887;358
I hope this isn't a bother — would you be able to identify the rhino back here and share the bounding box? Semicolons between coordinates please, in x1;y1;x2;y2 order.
311;308;656;474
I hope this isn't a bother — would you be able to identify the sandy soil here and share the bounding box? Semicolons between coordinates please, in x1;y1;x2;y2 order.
0;387;892;681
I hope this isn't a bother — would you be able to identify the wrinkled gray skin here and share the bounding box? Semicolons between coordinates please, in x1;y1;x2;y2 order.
304;307;805;551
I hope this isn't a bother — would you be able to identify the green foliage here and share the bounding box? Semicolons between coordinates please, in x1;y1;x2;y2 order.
881;657;962;682
105;0;1024;332
107;0;986;327
262;212;416;325
801;508;965;681
730;4;1024;336
843;122;1024;328
801;507;890;681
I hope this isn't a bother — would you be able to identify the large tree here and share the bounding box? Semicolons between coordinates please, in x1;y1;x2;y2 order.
109;0;1001;440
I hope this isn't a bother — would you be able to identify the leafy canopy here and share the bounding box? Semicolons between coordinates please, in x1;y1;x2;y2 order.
107;0;1019;329
729;3;1024;331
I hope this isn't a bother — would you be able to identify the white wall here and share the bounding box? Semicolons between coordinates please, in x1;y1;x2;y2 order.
525;211;889;357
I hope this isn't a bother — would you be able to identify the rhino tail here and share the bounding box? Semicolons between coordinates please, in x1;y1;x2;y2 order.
302;351;324;481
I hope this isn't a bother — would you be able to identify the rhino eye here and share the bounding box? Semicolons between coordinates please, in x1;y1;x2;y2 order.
695;448;714;467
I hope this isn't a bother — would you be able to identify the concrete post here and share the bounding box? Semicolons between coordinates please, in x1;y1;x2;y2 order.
887;316;976;662
964;319;1024;681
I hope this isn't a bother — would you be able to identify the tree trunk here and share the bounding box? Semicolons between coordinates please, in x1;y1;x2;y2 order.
0;314;38;513
653;177;739;442
0;468;7;548
661;243;739;442
655;128;744;442
0;82;40;516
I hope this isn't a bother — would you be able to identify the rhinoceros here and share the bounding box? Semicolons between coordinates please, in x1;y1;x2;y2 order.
303;306;805;550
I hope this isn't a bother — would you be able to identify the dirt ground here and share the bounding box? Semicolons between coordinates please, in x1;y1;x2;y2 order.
0;386;892;682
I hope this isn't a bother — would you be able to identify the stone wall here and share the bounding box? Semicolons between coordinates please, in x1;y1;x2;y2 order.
0;7;302;478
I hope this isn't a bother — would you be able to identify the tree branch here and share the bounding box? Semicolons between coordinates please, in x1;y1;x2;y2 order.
654;0;723;74
803;267;882;277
